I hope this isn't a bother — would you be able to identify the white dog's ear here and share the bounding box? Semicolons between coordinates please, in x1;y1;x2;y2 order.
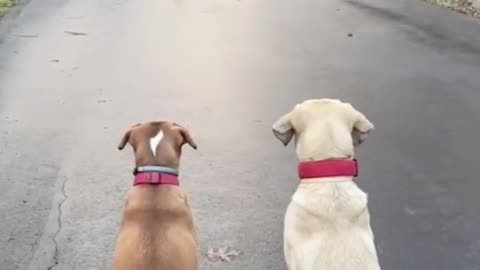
272;112;294;146
352;110;374;146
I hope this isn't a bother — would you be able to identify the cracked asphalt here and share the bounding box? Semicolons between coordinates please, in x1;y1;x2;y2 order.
1;0;480;269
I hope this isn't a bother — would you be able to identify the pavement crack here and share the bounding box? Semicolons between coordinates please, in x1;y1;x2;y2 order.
46;176;68;270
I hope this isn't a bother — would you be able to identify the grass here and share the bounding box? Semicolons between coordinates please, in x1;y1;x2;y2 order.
0;0;15;17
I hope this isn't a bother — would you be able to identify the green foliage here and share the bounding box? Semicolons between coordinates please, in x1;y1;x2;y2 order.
0;0;16;16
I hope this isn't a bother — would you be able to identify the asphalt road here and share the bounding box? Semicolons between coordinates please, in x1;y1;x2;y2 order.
1;0;480;269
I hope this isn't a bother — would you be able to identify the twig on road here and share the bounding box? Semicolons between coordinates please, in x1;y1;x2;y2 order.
64;31;88;36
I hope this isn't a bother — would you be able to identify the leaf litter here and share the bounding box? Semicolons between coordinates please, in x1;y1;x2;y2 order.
206;246;242;263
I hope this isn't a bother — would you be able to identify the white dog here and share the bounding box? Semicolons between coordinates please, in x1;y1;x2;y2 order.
272;98;381;270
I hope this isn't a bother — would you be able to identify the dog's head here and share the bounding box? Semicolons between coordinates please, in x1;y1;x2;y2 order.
118;121;197;168
272;98;374;160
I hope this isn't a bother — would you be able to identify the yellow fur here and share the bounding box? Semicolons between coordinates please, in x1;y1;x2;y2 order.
273;98;381;270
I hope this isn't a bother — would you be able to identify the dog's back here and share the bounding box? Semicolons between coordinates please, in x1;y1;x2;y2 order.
284;182;380;270
112;186;197;270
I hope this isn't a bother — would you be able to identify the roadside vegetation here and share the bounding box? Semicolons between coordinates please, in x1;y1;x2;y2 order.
0;0;15;17
423;0;480;17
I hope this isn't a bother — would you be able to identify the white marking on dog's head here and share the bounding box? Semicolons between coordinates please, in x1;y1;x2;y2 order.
150;130;164;157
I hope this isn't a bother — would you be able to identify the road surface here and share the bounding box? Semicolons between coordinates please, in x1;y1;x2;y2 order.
1;0;480;269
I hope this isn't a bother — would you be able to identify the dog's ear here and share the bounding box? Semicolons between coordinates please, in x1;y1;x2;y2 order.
118;123;141;150
351;108;374;146
118;129;131;150
272;111;295;146
178;126;197;150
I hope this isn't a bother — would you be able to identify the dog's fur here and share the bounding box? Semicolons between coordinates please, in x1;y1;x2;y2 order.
272;99;381;270
112;121;198;270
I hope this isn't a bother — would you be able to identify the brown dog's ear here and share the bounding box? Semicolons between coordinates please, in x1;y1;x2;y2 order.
351;108;374;147
118;123;141;150
178;126;197;150
272;111;295;146
118;129;131;150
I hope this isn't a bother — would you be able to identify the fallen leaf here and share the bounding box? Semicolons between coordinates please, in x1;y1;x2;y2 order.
206;246;242;262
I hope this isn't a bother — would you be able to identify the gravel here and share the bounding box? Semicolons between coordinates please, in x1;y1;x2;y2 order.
423;0;480;17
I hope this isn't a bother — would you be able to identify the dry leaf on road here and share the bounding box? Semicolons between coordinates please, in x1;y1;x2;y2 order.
206;246;242;262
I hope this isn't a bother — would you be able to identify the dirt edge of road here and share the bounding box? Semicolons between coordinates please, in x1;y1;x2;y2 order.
0;0;15;17
423;0;480;17
0;0;31;41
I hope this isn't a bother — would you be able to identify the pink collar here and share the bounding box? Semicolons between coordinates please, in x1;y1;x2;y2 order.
133;172;179;186
298;159;358;180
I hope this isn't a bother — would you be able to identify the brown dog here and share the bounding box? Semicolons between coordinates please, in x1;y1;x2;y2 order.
112;121;198;270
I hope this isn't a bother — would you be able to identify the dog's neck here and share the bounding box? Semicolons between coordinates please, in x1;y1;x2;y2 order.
297;151;354;163
297;158;357;183
296;141;356;183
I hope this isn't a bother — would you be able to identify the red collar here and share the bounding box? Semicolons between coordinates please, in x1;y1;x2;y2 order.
298;159;358;180
133;172;179;186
